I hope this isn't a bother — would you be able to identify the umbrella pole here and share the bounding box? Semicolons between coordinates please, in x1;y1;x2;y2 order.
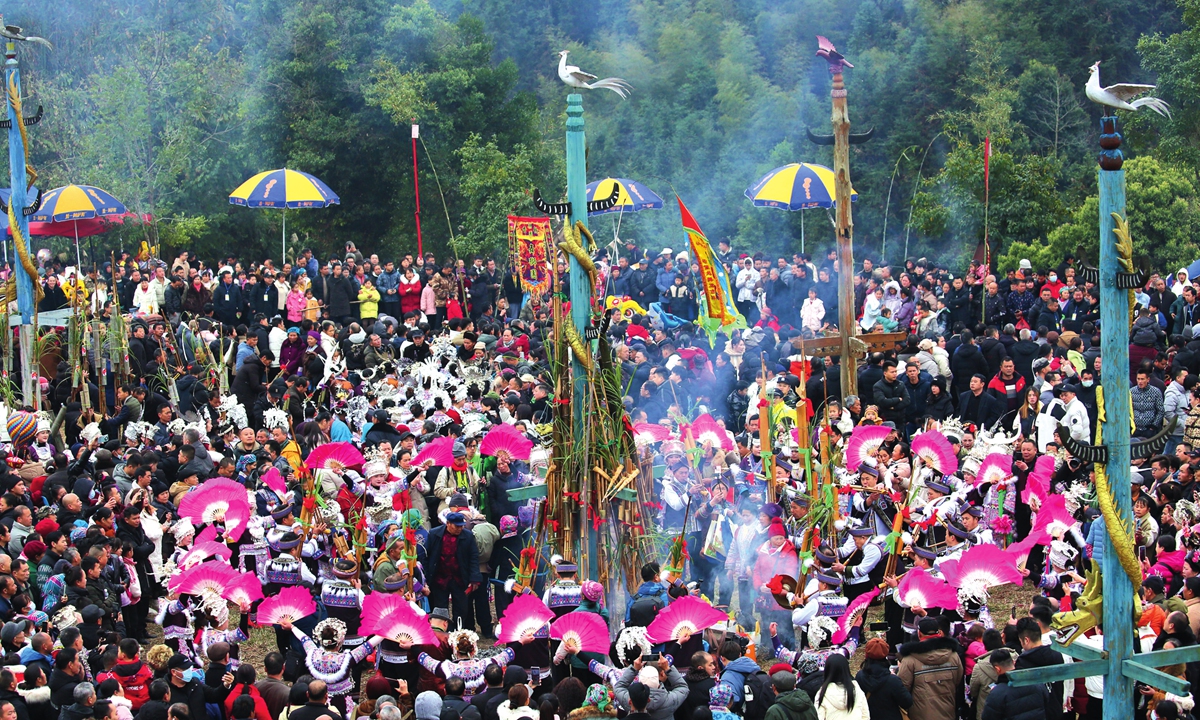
74;221;82;278
282;209;287;266
801;209;805;254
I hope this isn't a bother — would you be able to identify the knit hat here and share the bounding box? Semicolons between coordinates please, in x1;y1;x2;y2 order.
709;683;734;708
365;676;392;701
864;637;890;661
414;692;442;720
761;503;783;519
767;519;787;539
21;540;45;559
34;518;57;536
581;581;604;603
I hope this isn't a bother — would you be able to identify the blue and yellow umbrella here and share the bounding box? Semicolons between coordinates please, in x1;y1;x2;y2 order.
30;184;126;222
229;169;339;209
29;184;128;270
744;162;856;210
584;178;663;215
745;163;857;252
229;169;339;262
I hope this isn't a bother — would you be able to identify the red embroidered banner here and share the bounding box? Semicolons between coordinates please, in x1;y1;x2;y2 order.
507;216;554;295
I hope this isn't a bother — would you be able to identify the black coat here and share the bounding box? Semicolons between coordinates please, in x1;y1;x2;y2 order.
133;700;168;720
231;355;268;409
957;390;1004;430
855;661;912;720
946;286;974;328
166;679;212;720
1010;339;1041;387
980;675;1051;720
48;670;82;710
324;276;355;318
0;688;30;720
676;669;716;720
950;343;990;397
1014;645;1064;720
872;377;911;423
857;364;885;406
424;525;482;585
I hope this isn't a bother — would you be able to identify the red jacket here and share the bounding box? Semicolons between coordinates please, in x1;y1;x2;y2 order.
99;657;153;710
225;685;272;720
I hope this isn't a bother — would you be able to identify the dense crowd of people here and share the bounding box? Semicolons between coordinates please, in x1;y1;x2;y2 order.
1;238;1199;720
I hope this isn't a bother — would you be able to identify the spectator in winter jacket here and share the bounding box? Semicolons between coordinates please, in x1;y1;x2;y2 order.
212;272;242;325
613;660;689;720
1013;617;1065;720
675;653;717;720
762;671;816;720
896;618;963;720
987;358;1027;413
107;641;151;712
855;639;912;720
950;332;991;398
983;649;1051;720
223;667;272;720
945;277;973;329
872;362;911;425
1132;370;1166;437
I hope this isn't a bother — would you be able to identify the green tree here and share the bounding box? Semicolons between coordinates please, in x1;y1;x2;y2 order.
1000;155;1200;272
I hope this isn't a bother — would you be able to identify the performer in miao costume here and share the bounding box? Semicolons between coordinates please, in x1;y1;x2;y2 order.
192;589;250;671
415;622;518;698
835;521;883;601
264;531;317;654
544;556;583;618
282;616;382;717
788;570;848;642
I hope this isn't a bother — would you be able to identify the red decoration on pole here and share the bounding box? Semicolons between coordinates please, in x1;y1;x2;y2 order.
411;122;423;258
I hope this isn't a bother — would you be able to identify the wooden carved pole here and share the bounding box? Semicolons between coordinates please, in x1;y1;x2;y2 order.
814;36;860;396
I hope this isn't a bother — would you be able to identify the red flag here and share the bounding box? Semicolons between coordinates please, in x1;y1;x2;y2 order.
984;136;991;193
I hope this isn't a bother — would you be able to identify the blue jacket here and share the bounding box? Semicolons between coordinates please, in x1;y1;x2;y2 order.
611;269;632;298
720;657;762;705
656;268;678;302
212;280;242;322
235;341;257;373
376;268;401;300
1085;515;1106;567
624;580;670;622
304;256;320;280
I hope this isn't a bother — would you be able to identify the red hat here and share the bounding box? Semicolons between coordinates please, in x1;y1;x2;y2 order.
864;637;890;661
768;519;787;539
768;662;795;677
34;519;58;536
21;540;45;558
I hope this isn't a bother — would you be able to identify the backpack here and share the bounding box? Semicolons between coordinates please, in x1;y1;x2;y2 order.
738;670;775;720
627;592;664;627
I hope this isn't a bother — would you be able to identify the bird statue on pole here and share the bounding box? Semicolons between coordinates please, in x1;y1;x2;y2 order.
1085;62;1170;117
557;51;632;98
0;18;52;49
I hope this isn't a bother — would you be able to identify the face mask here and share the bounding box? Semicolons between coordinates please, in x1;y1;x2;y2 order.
1049;275;1057;282
1082;380;1093;387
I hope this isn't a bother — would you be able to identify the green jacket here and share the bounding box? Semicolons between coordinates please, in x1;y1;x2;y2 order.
764;690;817;720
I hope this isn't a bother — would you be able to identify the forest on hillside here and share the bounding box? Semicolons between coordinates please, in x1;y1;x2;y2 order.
8;0;1200;271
